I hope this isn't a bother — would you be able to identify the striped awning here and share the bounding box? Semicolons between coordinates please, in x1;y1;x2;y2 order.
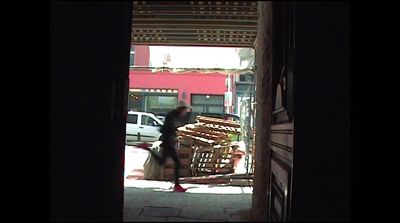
131;1;258;47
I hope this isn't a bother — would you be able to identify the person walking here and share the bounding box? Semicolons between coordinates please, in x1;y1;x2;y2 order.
138;101;189;192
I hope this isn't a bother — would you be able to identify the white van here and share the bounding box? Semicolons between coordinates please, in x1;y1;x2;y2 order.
126;111;164;145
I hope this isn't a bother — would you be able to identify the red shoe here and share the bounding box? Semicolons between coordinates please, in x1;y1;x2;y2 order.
173;184;187;192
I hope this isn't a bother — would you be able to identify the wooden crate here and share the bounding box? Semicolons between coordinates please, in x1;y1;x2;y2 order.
177;116;240;177
191;145;235;176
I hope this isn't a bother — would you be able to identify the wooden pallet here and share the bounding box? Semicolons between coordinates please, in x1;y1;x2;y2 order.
191;145;235;176
176;115;241;177
179;173;254;185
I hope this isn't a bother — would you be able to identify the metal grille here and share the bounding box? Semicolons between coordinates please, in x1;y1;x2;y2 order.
132;1;258;47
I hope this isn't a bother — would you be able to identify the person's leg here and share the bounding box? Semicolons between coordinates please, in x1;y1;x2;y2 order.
169;150;181;185
165;146;187;192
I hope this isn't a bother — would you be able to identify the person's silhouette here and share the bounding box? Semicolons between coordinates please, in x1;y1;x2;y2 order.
138;101;190;192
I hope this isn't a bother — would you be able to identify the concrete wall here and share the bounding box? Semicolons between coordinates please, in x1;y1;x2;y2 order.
134;45;150;66
129;70;227;104
252;1;273;221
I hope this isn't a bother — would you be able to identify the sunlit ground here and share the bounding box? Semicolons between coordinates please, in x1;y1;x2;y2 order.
124;179;253;194
124;145;252;194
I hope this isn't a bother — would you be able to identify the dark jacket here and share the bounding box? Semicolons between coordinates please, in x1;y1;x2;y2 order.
159;108;185;143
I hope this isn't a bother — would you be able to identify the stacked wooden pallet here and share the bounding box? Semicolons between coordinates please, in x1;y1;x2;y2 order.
177;116;241;176
197;116;241;134
177;123;230;146
191;145;234;176
179;173;253;185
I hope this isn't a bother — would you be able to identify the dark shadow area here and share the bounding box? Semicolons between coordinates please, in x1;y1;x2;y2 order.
291;2;350;221
50;2;132;221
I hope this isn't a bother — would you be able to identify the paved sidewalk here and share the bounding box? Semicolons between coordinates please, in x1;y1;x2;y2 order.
124;179;253;222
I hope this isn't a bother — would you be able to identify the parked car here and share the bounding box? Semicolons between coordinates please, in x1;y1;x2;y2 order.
126;111;164;145
156;115;166;122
